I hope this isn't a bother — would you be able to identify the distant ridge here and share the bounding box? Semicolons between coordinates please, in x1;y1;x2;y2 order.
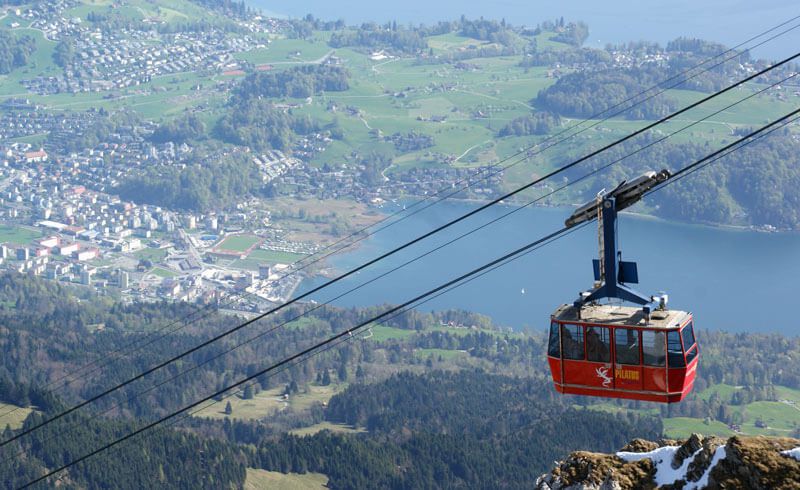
536;434;800;489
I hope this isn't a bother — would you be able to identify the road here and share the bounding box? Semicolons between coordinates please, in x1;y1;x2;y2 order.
454;139;493;162
177;223;202;265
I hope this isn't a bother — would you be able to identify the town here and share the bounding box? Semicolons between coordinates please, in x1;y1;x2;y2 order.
0;0;795;314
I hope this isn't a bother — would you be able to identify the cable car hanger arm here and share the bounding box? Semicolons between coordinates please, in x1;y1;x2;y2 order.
565;170;671;319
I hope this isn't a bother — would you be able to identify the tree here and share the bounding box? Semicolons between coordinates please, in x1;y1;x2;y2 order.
224;401;233;415
150;113;206;144
54;39;75;67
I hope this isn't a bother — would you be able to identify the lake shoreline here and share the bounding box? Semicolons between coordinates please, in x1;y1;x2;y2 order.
371;194;798;236
294;199;800;334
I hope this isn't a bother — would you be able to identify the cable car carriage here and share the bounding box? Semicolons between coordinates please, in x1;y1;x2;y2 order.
547;170;698;403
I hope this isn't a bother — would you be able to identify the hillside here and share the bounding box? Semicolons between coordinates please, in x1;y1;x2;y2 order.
0;0;798;227
0;272;799;487
2;2;800;487
536;434;800;489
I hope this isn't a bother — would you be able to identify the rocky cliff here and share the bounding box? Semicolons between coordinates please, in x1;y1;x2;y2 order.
536;434;800;489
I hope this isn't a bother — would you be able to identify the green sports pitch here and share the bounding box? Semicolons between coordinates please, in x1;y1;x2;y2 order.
213;235;264;256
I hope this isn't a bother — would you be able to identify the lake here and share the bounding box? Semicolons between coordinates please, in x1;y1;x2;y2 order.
295;200;800;335
247;0;800;60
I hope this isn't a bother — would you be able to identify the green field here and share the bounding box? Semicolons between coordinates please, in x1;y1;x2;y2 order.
427;32;487;53
0;29;59;96
193;388;285;420
243;248;306;264
290;383;347;412
234;38;332;65
192;383;346;421
289;421;365;437
662;417;737;439
215;235;262;253
150;267;180;278
586;381;800;440
283;316;329;330
63;0;217;26
134;247;169;264
743;401;800;434
244;468;328;490
414;348;466;360
0;402;33;431
0;225;41;245
777;386;800;403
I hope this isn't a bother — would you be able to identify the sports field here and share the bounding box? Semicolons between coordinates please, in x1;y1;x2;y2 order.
213;235;264;256
0;225;41;245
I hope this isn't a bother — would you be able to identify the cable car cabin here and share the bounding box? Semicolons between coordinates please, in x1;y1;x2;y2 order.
547;304;698;403
551;169;699;403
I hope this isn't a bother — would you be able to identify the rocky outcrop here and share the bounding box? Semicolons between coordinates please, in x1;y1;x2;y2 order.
536;434;800;489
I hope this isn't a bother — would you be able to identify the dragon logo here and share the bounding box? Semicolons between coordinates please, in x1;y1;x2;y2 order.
595;366;613;387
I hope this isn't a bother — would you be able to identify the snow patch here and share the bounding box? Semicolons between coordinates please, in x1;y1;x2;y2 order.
616;445;726;489
616;446;686;486
782;447;800;461
692;446;726;489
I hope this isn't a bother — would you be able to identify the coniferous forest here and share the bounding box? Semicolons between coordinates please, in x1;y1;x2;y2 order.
0;273;798;487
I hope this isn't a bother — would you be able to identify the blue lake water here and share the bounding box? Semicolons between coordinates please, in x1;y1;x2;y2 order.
295;201;800;335
248;0;800;60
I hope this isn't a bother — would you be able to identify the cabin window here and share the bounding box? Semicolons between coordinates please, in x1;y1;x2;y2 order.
685;345;698;364
561;324;585;360
681;322;696;349
586;326;611;362
615;328;640;365
667;330;686;368
642;330;666;366
548;322;561;357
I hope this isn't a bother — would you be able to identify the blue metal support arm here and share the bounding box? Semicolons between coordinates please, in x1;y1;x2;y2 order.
572;196;661;316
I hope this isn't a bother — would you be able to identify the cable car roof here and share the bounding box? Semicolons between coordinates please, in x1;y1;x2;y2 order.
552;303;691;329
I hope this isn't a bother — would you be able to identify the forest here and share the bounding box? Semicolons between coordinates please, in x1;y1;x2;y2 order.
329;27;428;54
327;17;517;55
115;151;264;210
389;131;436;152
0;32;36;74
232;66;350;101
214;98;299;151
1;393;247;489
535;66;680;119
150;113;207;145
242;373;658;488
554;129;800;228
0;272;797;422
498;112;562;137
0;266;798;486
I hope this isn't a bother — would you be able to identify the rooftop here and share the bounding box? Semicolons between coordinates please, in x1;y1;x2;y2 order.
551;303;691;330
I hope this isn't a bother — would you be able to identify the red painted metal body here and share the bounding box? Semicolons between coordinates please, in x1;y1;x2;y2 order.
547;306;698;403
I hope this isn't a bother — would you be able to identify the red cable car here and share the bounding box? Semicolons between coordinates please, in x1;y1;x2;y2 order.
547;170;699;403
